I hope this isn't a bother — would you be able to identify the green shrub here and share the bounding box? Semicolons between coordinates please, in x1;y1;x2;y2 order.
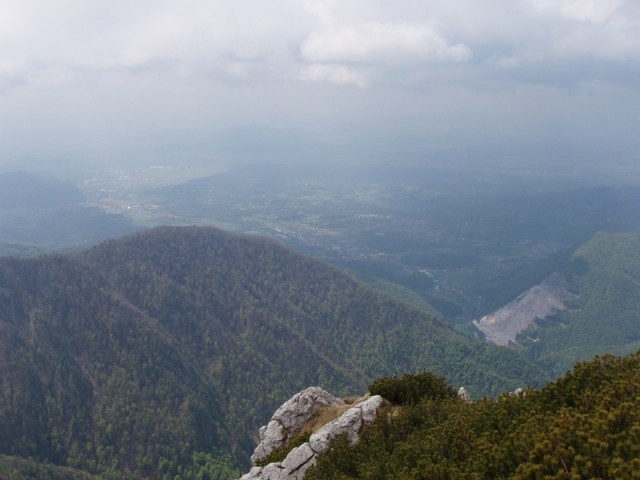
368;371;456;405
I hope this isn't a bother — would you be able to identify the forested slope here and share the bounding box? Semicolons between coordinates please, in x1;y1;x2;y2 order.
0;226;546;479
519;232;640;375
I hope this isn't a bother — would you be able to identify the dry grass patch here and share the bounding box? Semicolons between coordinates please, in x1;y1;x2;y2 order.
302;395;368;434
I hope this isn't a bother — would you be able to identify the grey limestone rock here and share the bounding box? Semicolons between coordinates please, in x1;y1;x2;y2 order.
250;386;344;464
240;444;315;480
457;386;471;401
240;467;265;480
280;443;316;478
240;393;385;480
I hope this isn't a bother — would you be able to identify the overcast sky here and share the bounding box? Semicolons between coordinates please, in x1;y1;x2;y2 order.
0;0;639;170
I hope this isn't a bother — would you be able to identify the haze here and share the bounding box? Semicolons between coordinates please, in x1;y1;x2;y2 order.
0;0;638;175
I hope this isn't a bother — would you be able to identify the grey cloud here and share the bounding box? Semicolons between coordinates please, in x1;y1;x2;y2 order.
300;23;472;64
1;0;638;90
0;0;639;168
297;64;370;88
525;0;624;24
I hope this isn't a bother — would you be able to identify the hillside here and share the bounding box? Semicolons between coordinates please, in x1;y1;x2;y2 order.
0;226;546;479
520;232;640;374
473;232;640;376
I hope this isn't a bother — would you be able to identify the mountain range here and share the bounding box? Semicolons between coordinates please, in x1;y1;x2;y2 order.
0;226;545;479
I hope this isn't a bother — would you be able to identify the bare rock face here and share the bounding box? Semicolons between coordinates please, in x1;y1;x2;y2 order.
240;392;385;480
472;272;574;346
250;387;344;464
279;443;316;476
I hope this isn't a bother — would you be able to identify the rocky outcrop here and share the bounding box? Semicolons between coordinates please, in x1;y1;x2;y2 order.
240;392;385;480
457;387;471;402
250;387;344;464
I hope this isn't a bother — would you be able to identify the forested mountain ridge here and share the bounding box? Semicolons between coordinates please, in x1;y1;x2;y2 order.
0;226;546;479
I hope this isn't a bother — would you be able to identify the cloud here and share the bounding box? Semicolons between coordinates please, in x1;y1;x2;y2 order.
298;63;369;87
0;0;310;88
1;0;638;94
301;23;472;64
297;3;472;87
527;0;623;23
0;0;639;167
0;60;27;92
517;0;640;67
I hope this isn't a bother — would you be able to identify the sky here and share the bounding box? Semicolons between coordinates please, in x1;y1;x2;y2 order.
0;0;639;170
